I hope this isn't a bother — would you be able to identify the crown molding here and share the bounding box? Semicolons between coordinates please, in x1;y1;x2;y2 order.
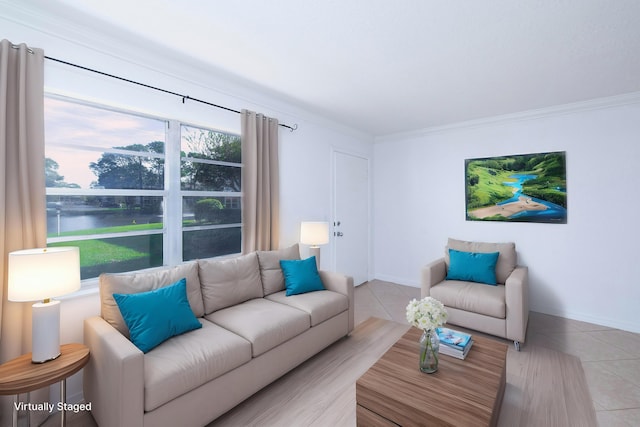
375;91;640;143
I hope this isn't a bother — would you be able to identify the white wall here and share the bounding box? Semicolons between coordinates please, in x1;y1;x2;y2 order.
373;96;640;333
2;6;373;403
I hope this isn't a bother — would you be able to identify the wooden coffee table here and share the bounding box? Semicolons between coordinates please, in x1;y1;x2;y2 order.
356;327;508;426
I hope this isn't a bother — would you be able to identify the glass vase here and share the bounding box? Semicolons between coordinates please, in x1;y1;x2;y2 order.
419;329;440;373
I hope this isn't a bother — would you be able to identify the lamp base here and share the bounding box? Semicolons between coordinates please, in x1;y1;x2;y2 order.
31;300;61;363
309;246;321;269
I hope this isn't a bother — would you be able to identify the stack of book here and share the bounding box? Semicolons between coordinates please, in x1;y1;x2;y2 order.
436;327;474;360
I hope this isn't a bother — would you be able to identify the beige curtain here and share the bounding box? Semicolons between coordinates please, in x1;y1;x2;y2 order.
0;39;48;425
241;109;280;252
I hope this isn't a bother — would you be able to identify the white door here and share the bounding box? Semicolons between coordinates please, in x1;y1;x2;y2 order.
333;151;369;286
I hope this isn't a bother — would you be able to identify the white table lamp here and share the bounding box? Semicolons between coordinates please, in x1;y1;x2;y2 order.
300;222;329;268
8;247;81;363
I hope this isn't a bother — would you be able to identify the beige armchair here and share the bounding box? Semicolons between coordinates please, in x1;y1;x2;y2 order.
421;238;529;350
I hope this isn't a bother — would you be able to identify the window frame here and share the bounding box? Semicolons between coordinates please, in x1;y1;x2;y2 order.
44;94;243;286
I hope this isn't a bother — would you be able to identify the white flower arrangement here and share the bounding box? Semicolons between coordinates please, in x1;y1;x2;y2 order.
406;297;448;331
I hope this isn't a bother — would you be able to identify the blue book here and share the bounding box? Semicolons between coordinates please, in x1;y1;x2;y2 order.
436;327;472;350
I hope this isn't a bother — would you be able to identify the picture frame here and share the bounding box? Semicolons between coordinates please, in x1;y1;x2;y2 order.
465;151;567;223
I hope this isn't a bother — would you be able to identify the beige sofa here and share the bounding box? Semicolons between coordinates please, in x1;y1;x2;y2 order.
83;244;354;427
421;238;529;350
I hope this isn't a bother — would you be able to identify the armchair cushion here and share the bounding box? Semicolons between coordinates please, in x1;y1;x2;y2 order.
446;249;499;285
430;280;506;318
446;238;516;284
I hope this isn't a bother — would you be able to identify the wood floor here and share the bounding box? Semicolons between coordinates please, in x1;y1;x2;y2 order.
209;317;408;426
500;338;596;426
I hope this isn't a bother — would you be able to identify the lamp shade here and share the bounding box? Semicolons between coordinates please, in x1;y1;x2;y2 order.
300;222;329;246
8;247;81;302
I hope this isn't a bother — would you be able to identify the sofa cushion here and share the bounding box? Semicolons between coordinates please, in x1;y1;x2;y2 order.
144;319;252;412
205;298;310;357
113;278;202;353
265;290;348;327
100;262;204;338
199;252;263;314
446;238;517;285
280;256;325;296
430;280;506;319
256;244;301;295
446;249;500;285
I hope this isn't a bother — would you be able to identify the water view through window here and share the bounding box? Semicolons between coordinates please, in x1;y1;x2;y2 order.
45;97;242;281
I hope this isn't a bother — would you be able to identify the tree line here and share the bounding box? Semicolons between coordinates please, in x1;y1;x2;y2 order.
46;130;241;219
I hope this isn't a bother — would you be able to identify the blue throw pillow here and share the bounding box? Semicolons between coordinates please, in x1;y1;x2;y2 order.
280;256;325;296
446;249;500;285
113;278;202;353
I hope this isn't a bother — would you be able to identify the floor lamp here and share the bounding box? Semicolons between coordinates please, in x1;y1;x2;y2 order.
8;247;81;363
300;221;329;268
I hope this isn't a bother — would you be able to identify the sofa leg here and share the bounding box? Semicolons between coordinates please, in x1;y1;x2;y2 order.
514;341;521;351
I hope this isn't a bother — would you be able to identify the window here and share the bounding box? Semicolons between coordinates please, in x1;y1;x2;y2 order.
180;125;242;261
44;97;242;281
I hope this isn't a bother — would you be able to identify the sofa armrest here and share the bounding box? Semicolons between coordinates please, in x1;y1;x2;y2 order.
505;266;529;343
421;258;447;298
83;316;144;427
319;270;355;333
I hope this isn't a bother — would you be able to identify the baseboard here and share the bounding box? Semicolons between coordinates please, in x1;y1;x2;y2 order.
533;306;640;334
372;274;420;288
372;278;640;334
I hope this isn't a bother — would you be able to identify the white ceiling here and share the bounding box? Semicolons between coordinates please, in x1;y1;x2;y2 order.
19;0;640;135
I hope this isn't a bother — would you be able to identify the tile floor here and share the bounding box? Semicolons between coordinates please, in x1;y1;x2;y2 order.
356;280;640;426
46;279;640;427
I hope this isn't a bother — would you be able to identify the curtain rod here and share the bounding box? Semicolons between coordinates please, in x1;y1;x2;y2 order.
44;55;298;132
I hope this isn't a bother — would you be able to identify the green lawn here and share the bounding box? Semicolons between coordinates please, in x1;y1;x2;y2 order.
49;239;147;266
49;233;163;279
48;222;240;279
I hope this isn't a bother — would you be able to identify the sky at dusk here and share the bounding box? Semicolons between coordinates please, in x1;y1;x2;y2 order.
44;97;166;189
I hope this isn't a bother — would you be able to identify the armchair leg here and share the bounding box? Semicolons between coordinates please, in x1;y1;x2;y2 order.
514;341;521;351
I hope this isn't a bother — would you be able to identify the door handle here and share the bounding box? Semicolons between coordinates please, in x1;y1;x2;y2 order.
335;231;344;237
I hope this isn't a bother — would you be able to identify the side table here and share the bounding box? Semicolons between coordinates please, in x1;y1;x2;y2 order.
0;343;90;427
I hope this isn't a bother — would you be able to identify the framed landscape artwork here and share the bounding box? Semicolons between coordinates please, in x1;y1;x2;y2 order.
465;151;567;224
